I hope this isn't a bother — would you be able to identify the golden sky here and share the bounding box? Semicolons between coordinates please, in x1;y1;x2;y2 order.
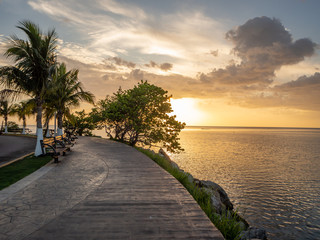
1;0;320;127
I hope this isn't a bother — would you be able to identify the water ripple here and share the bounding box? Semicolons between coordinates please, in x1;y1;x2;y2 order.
171;128;320;240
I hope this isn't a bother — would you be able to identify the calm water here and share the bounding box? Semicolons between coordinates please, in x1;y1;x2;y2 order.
169;127;320;240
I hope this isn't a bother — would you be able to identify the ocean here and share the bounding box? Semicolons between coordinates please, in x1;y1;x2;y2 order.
24;125;320;239
169;127;320;240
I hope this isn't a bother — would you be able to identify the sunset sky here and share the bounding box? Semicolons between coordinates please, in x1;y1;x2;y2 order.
1;0;320;127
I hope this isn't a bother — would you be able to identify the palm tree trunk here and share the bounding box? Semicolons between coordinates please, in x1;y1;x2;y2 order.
22;117;26;134
44;117;50;137
54;112;57;136
34;100;44;156
4;115;8;133
57;111;63;136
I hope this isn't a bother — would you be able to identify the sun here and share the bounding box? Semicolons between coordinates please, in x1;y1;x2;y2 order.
170;98;205;126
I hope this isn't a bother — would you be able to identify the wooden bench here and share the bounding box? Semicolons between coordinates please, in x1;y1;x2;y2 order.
65;130;78;142
40;137;70;163
55;134;75;148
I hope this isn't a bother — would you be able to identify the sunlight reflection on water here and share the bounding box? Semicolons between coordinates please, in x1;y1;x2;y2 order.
170;127;320;240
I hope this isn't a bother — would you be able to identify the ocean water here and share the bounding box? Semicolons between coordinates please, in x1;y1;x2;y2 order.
168;127;320;240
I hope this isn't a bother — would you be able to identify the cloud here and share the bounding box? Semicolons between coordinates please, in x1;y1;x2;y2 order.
144;61;173;71
210;50;219;57
276;72;320;89
28;0;230;76
199;16;317;87
160;63;173;71
22;3;320;112
109;57;136;68
228;72;320;111
98;0;146;20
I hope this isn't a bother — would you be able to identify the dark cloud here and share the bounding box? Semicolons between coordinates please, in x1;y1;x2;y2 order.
200;16;317;87
232;72;320;111
110;57;136;68
128;69;144;81
102;59;117;70
145;60;173;71
159;63;173;71
210;50;219;57
276;72;320;89
145;61;157;68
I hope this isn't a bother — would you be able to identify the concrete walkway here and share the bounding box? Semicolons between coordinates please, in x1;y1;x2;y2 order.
0;137;224;240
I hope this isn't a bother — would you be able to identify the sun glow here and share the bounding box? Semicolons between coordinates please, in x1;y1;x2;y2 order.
170;98;205;126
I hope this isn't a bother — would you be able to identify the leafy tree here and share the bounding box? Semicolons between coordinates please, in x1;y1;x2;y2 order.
64;110;95;136
92;81;186;153
0;99;15;133
0;20;58;156
46;63;95;136
11;100;34;134
7;121;19;131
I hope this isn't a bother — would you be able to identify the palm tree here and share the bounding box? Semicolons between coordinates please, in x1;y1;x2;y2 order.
0;99;15;133
43;101;56;137
47;63;95;135
0;20;57;155
11;100;34;134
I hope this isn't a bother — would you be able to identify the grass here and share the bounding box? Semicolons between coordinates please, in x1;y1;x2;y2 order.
0;154;52;190
137;148;245;240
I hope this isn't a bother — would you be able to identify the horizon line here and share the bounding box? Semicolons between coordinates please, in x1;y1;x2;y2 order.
185;125;320;130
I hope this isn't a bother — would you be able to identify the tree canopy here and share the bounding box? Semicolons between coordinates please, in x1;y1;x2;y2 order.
64;110;95;136
0;20;58;155
91;81;185;153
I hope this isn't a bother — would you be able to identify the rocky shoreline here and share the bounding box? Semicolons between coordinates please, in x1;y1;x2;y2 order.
158;148;268;240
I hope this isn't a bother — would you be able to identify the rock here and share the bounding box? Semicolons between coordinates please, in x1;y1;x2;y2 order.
200;180;234;211
159;148;171;161
186;173;194;184
240;227;268;240
170;161;180;170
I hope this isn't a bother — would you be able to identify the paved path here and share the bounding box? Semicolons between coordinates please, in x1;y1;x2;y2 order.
0;135;36;165
0;137;224;240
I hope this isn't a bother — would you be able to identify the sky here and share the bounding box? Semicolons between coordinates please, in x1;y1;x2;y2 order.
1;0;320;127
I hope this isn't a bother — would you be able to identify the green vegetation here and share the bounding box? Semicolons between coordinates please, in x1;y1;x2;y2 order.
64;110;95;136
138;148;244;240
0;20;58;155
0;99;15;132
45;62;95;135
91;81;185;153
0;20;95;153
0;154;52;190
6;121;19;131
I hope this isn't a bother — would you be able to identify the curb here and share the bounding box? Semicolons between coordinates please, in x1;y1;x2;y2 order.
0;152;35;168
0;158;56;202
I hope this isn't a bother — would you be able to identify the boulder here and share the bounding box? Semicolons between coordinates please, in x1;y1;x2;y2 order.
159;148;171;161
240;227;268;240
195;180;234;212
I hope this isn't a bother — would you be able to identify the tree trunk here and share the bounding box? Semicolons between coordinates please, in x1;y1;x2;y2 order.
22;117;26;134
34;99;44;156
4;115;8;133
44;117;50;137
54;112;57;136
57;111;63;136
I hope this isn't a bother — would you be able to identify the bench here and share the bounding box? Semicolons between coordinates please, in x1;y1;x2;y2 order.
56;133;76;147
65;130;78;142
40;137;70;163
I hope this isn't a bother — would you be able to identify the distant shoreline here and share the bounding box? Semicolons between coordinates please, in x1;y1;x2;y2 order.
22;124;320;130
184;125;320;130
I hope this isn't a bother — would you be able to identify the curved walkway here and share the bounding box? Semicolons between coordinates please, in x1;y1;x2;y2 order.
0;137;224;240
